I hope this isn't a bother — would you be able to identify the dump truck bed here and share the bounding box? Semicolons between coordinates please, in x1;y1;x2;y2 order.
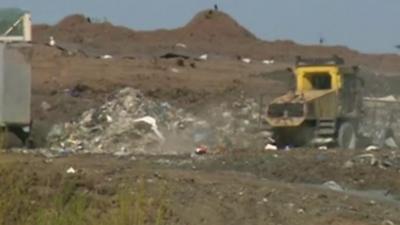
359;96;400;147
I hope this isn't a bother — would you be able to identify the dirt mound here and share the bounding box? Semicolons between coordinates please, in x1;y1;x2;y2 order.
56;14;90;29
181;10;256;41
31;10;400;72
33;15;136;53
32;9;258;56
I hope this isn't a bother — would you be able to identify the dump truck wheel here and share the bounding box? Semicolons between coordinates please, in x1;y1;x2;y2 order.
338;122;356;149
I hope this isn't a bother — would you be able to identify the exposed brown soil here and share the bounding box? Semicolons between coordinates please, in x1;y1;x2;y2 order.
0;150;399;225
32;10;400;74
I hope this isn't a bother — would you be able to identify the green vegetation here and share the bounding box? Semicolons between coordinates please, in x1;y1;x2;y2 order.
0;163;170;225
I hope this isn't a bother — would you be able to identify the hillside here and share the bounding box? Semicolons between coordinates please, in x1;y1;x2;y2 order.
31;10;400;73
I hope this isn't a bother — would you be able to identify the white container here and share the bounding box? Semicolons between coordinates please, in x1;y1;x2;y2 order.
0;42;31;126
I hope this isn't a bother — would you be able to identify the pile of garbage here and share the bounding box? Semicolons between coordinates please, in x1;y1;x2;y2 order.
360;95;400;148
205;98;272;150
47;87;272;156
47;87;195;155
344;152;400;170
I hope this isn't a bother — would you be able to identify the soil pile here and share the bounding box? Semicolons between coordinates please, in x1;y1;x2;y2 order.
180;10;256;41
32;9;400;73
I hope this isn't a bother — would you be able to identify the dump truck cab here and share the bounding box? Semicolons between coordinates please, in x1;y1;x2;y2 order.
266;56;363;148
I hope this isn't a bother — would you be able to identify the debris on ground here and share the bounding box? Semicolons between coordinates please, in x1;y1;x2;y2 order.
343;152;400;170
47;87;272;156
48;36;56;46
365;145;379;151
265;144;278;151
47;87;195;155
195;145;208;155
354;153;378;166
100;54;113;59
66;167;77;174
197;54;208;61
170;68;180;73
41;101;52;111
175;43;187;49
318;146;328;150
322;181;344;192
262;59;275;65
241;58;251;64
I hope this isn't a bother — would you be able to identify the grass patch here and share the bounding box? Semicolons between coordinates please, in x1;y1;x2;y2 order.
0;162;171;225
104;179;170;225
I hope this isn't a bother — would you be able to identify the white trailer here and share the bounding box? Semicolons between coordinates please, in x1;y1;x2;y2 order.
0;9;32;146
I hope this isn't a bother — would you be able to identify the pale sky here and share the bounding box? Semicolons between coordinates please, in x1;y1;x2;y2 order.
3;0;400;53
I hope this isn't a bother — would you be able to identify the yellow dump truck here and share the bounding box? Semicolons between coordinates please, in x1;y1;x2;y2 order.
266;56;364;149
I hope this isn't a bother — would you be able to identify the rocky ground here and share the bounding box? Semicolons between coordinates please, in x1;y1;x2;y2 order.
1;9;400;225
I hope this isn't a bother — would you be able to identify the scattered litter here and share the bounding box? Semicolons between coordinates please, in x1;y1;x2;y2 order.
195;145;208;155
296;208;305;214
66;167;76;174
170;68;180;73
241;58;251;64
354;153;378;166
44;158;53;164
106;115;113;123
262;59;275;65
365;145;379;151
318;146;328;150
322;181;344;192
175;43;187;48
48;36;56;47
364;95;397;102
197;54;208;61
265;144;278;151
133;116;165;141
100;54;113;59
41;101;51;111
113;147;130;157
369;200;376;205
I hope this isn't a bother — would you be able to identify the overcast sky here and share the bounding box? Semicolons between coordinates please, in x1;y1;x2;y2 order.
3;0;400;54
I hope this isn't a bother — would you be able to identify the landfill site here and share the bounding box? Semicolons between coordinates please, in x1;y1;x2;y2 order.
1;7;400;225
